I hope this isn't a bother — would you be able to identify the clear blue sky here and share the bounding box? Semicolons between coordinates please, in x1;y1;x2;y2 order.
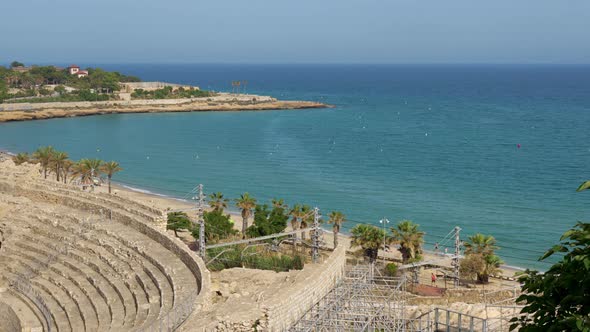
2;0;589;64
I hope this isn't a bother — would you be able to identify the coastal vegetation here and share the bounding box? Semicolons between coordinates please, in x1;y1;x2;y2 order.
461;233;503;283
327;211;346;248
350;224;389;263
236;193;257;238
510;183;590;331
167;212;192;237
391;220;424;263
12;146;123;190
0;61;139;103
131;86;214;100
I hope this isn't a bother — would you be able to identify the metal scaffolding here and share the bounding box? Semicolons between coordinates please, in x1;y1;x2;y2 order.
290;264;408;332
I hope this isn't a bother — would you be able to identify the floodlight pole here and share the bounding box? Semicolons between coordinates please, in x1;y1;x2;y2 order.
311;207;320;263
196;184;206;258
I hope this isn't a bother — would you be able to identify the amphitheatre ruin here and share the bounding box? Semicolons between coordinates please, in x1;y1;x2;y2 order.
0;155;523;332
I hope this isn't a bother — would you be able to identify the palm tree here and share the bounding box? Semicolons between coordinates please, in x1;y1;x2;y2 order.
464;233;498;257
289;204;302;252
483;254;504;282
391;220;425;263
61;160;74;184
235;193;256;238
51;151;68;182
300;205;314;241
12;153;30;165
271;198;287;209
100;161;122;194
350;224;389;263
463;233;501;283
328;211;346;249
73;158;103;189
32;146;55;179
209;192;229;212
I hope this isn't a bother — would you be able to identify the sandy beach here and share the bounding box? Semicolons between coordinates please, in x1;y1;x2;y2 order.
97;175;523;285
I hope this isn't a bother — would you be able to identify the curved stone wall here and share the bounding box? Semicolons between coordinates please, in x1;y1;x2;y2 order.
263;244;346;331
0;301;22;332
0;178;211;329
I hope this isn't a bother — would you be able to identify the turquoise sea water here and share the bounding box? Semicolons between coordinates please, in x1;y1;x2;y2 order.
1;64;589;270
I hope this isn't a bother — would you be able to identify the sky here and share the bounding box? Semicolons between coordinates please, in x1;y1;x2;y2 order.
2;0;589;64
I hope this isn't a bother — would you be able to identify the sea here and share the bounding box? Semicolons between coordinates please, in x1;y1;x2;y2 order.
1;64;589;270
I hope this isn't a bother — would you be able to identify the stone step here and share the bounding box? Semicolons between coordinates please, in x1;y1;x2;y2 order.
4;247;86;332
32;277;85;332
9;237;127;331
24;220;157;328
3;268;71;332
1;288;46;332
37;211;174;324
20;181;161;221
5;246;100;331
48;262;111;332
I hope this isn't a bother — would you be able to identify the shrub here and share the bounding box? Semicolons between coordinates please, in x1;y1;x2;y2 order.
385;263;398;276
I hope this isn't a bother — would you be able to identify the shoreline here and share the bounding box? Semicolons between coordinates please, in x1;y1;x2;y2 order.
0;94;331;123
0;149;529;276
111;177;528;275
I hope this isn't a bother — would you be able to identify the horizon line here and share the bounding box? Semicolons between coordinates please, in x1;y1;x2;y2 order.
5;61;590;67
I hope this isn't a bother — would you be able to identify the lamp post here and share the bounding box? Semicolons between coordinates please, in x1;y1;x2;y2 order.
379;218;390;264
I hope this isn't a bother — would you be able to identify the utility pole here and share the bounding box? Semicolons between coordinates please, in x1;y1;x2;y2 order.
311;207;320;263
453;226;461;287
379;217;390;264
195;184;206;259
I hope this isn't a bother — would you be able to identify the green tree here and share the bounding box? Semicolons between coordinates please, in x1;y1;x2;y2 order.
54;85;66;95
100;161;122;194
209;192;229;212
0;79;8;103
32;146;56;179
460;253;485;282
10;61;24;68
271;198;287;209
61;159;74;184
511;183;590;331
51;151;69;182
235;193;257;238
350;224;389;263
391;220;425;263
192;209;238;243
289;204;302;252
511;222;590;331
12;153;30;165
385;263;398;277
246;204;289;238
167;212;191;237
327;211;346;249
300;205;314;241
463;233;501;283
73;158;103;188
464;233;498;256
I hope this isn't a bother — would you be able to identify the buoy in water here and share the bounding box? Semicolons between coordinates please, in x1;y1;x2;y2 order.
517;144;521;149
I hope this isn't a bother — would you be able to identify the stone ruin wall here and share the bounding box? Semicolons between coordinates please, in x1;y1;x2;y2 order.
0;180;211;316
0;301;22;332
263;244;346;331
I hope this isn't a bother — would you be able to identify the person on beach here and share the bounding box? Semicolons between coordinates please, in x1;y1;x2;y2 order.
431;272;437;286
434;242;439;252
